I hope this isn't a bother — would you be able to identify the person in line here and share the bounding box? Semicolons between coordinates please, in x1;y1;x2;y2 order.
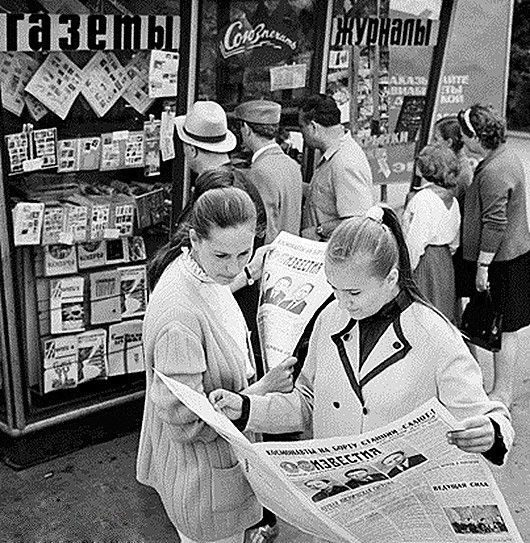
304;479;350;503
278;282;314;315
235;99;303;243
299;94;373;241
458;104;530;408
432;115;475;322
343;467;388;489
380;450;427;477
210;207;514;513
402;144;461;322
432;116;474;211
137;187;296;543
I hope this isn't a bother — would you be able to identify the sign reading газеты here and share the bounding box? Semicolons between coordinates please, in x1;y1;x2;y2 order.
0;13;180;51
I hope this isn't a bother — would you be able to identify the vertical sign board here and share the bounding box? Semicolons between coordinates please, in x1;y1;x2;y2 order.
432;0;513;121
331;0;442;185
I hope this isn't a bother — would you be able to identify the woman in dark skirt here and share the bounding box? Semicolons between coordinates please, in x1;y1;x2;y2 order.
458;104;530;408
402;144;461;322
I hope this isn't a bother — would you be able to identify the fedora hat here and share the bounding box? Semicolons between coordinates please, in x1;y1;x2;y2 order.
175;101;236;153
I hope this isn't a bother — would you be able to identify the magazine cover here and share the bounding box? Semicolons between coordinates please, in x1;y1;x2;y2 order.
121;319;144;374
50;276;86;334
43;244;78;276
12;201;45;245
78;240;106;269
42;335;78;393
107;322;126;376
77;328;108;384
90;269;121;325
120;265;147;318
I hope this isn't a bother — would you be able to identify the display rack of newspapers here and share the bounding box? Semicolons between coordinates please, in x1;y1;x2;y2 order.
1;48;177;401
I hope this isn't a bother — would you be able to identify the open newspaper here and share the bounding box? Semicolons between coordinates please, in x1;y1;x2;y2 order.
155;370;523;543
258;232;333;369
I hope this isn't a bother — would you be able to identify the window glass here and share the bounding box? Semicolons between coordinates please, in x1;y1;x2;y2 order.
198;0;320;113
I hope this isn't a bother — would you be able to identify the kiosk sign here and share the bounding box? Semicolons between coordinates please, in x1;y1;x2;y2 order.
0;14;180;51
219;19;297;65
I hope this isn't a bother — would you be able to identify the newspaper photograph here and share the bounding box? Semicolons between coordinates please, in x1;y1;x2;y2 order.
155;370;523;543
258;232;332;369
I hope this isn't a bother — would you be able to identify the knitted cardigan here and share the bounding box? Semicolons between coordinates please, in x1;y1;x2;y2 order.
136;254;261;541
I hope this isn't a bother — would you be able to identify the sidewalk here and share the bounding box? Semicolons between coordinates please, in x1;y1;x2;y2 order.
0;334;529;542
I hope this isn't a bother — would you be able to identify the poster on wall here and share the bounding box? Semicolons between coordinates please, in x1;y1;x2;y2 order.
122;52;154;114
148;50;179;98
25;51;83;120
328;0;442;185
81;51;127;117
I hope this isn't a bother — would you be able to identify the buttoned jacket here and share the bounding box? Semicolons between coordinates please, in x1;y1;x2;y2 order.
247;300;514;464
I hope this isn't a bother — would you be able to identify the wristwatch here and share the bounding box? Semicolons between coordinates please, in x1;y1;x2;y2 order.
243;265;255;286
316;224;324;238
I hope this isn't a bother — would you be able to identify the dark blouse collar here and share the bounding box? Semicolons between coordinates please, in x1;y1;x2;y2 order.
361;289;413;324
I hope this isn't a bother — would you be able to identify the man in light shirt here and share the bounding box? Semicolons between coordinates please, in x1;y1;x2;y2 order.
299;94;374;240
235;99;303;243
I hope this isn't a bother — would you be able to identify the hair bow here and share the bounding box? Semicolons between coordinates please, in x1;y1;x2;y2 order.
365;205;384;224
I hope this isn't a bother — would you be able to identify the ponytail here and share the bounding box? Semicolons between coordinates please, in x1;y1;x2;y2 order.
379;207;429;305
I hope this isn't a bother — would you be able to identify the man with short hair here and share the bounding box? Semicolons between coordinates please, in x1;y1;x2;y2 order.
298;94;374;240
235;99;302;243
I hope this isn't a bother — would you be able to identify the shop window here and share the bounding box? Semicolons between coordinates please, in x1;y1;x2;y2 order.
507;0;530;133
198;0;322;117
0;1;182;423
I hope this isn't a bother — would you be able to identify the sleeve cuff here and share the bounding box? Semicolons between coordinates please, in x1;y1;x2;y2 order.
233;394;251;432
482;418;508;466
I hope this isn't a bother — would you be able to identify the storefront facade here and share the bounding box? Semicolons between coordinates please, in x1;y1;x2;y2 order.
0;0;525;466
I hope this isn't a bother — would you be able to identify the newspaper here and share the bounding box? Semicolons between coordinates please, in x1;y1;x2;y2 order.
258;232;332;369
155;371;523;543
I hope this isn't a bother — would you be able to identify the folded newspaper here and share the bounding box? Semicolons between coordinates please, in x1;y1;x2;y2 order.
258;232;333;369
155;370;523;543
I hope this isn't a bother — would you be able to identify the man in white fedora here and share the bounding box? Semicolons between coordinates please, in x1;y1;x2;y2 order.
235;99;302;243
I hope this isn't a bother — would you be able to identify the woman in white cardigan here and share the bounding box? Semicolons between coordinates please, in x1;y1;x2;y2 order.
211;206;513;483
137;185;295;543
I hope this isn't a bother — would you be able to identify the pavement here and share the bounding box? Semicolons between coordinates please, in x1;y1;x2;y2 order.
0;329;529;543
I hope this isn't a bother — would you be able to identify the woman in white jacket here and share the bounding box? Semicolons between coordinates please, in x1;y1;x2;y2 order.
211;206;513;472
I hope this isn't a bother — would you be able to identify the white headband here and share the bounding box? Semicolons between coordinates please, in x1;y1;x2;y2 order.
462;109;476;137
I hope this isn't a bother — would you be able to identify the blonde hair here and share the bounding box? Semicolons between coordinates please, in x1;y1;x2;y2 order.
326;206;428;304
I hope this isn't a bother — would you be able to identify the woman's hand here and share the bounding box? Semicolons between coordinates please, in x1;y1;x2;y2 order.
447;415;495;454
476;266;489;292
209;389;244;420
246;244;273;281
254;357;297;394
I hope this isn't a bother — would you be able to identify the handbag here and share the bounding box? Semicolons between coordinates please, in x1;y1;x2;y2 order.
460;290;503;352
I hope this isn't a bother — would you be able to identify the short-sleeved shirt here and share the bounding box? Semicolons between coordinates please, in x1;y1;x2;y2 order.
302;131;373;236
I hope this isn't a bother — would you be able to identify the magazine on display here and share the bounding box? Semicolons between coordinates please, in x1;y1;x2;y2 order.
156;375;523;543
